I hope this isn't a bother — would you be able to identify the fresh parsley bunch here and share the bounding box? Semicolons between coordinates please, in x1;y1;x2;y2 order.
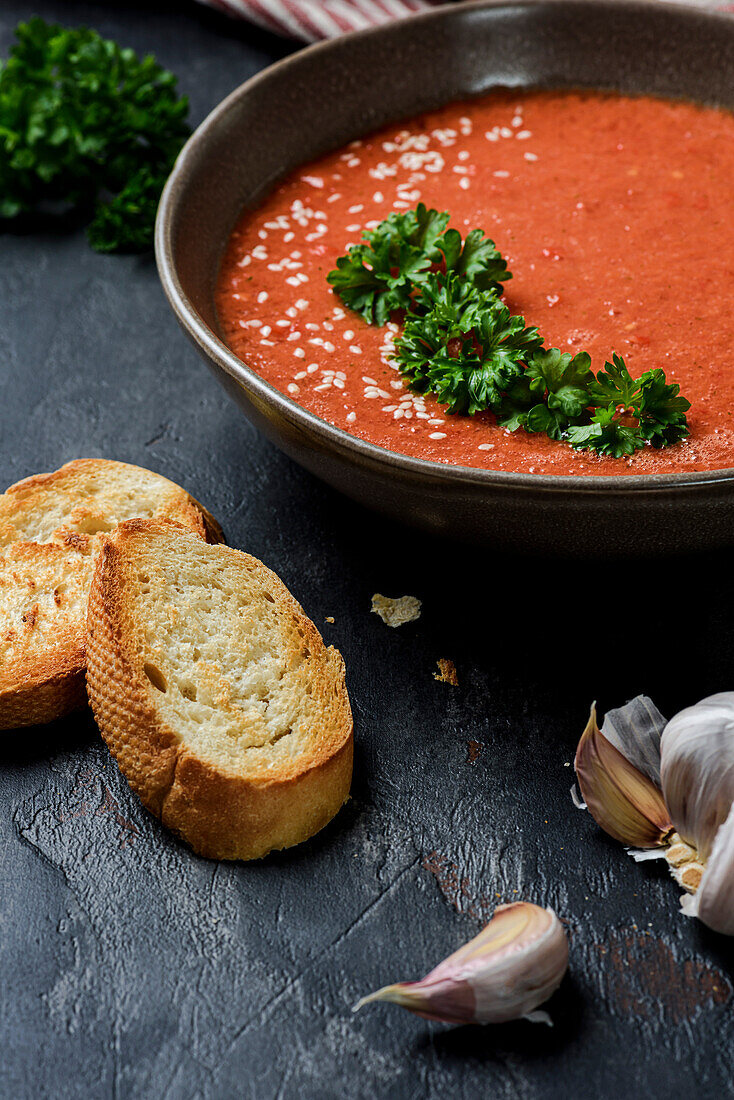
327;203;510;325
328;205;691;458
0;18;190;251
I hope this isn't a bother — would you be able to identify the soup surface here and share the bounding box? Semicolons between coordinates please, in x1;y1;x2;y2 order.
216;90;734;476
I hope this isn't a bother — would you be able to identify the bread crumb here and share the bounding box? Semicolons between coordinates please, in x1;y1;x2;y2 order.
371;593;421;627
325;616;335;624
434;658;458;685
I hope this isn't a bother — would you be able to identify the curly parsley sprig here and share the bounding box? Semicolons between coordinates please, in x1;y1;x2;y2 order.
328;206;691;458
327;203;510;325
0;18;190;252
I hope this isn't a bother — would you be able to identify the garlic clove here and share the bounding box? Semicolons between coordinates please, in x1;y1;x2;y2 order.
681;801;734;935
601;694;666;786
660;692;734;862
353;902;568;1026
575;704;673;849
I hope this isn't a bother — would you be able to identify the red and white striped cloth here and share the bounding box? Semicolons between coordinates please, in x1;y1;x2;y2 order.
200;0;439;41
199;0;727;44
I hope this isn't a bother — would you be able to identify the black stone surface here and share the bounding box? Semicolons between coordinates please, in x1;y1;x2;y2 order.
1;3;733;1097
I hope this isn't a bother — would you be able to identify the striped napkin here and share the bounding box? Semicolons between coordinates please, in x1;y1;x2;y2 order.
199;0;727;42
200;0;438;41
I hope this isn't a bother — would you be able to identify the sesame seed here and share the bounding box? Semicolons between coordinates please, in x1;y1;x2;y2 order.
327;193;341;203
349;346;362;355
362;376;377;385
286;276;301;287
428;419;445;426
493;171;510;178
284;232;295;242
346;412;356;423
286;331;301;341
516;130;532;140
346;224;362;232
348;204;364;214
260;325;271;336
458;150;470;161
287;383;300;394
294;348;306;358
343;330;355;341
307;363;319;373
323;342;335;352
295;299;309;309
286;307;298;318
260;339;275;346
478;443;495;450
295;371;307;380
373;191;384;203
258;229;268;240
524;152;538;162
429;432;447;440
512;115;523;127
459;178;471;190
485;131;499;142
257;291;268;304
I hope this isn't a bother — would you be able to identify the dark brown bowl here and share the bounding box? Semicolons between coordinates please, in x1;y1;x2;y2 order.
156;0;734;555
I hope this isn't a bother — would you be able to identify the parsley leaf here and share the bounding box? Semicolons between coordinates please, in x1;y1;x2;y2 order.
0;18;190;251
395;278;542;415
437;227;511;295
566;406;647;458
327;205;510;324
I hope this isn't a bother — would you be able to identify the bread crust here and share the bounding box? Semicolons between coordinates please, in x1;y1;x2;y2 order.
0;459;223;730
86;520;353;860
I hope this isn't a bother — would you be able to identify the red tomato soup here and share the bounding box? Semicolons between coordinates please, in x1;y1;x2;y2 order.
216;91;734;476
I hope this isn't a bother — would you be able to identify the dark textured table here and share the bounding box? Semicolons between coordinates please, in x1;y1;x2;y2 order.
2;3;733;1097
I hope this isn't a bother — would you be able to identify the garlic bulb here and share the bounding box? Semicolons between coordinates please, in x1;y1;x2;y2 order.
353;902;568;1026
660;692;734;862
574;693;734;935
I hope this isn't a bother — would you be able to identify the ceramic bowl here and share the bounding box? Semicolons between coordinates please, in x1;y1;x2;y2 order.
156;0;734;555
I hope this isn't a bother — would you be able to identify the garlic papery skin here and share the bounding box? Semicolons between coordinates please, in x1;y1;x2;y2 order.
660;692;734;862
681;802;734;935
353;902;568;1026
575;705;673;849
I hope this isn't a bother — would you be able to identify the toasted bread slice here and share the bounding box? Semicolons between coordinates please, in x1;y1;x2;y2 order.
0;459;222;729
85;519;353;860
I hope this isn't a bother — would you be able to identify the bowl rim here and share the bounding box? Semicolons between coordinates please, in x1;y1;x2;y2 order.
156;0;734;496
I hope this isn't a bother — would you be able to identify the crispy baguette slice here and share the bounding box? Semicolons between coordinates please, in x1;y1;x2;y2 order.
0;459;222;729
86;519;353;860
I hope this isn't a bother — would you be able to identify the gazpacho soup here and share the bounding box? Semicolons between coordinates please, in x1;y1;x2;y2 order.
216;90;734;476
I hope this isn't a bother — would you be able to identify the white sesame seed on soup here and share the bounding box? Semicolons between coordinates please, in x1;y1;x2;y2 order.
216;89;734;476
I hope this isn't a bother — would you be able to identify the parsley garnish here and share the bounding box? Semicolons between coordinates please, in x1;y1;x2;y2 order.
0;18;190;252
397;276;542;415
329;207;691;458
327;203;510;324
